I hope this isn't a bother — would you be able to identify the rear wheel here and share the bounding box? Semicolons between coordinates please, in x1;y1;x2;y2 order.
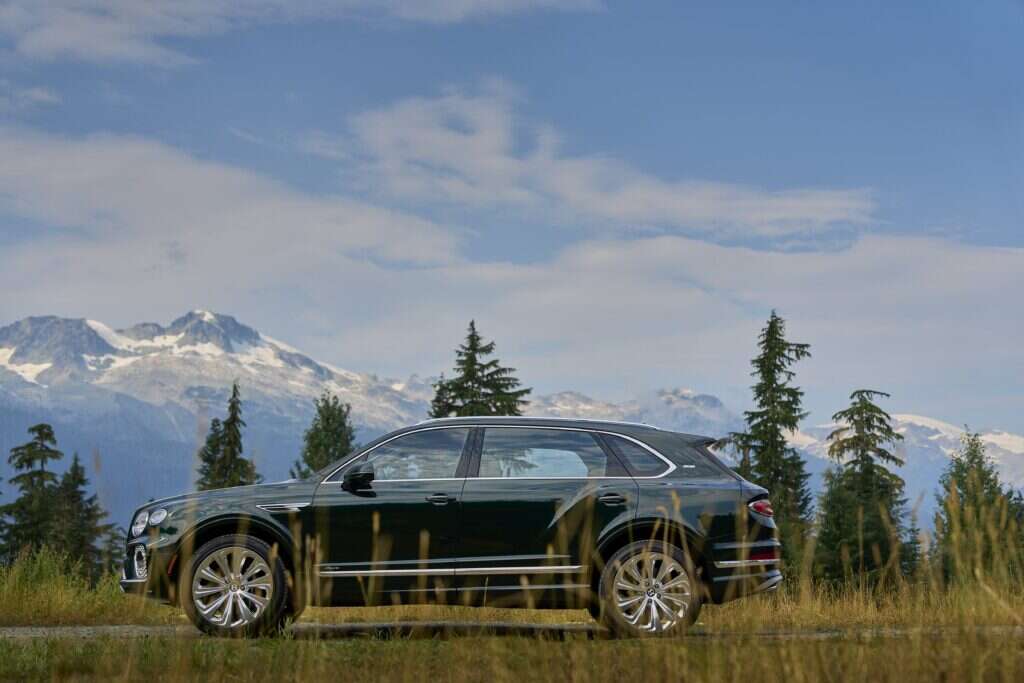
598;540;701;637
181;535;290;637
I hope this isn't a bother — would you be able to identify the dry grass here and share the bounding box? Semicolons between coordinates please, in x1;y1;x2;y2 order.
1;631;1022;682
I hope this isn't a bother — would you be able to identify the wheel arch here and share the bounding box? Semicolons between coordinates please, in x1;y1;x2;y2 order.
591;518;711;601
169;514;299;605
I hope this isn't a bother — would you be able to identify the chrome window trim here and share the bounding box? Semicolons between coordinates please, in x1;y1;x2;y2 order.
317;564;583;578
321;424;676;484
322;425;472;484
418;416;660;430
474;426;676;480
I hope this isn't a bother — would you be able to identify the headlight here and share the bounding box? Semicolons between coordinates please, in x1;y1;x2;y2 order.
148;508;168;526
130;511;149;537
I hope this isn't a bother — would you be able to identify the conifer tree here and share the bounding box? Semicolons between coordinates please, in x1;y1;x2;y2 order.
53;453;113;578
0;424;63;562
291;391;357;479
933;430;1024;581
196;382;261;489
815;390;907;583
728;311;813;565
429;321;531;417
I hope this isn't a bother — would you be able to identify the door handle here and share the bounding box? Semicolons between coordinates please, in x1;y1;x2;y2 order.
598;493;627;506
426;493;454;505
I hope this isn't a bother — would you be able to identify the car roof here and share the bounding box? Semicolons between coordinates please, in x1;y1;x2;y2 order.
414;415;713;443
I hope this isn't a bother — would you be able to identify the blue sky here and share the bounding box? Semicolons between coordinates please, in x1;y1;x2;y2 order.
0;0;1021;431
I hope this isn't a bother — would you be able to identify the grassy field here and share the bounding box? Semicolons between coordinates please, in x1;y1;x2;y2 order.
4;549;1024;680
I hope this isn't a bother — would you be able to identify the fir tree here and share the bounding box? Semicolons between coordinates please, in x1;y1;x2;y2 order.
195;417;224;490
728;311;813;565
196;382;261;490
291;391;357;479
815;390;907;583
53;453;113;578
933;430;1024;581
429;373;456;419
429;321;531;417
0;424;63;562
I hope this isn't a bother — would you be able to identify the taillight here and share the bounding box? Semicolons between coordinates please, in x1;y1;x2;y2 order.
749;499;774;517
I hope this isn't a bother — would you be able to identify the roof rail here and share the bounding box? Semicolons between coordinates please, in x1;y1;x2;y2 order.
416;415;659;429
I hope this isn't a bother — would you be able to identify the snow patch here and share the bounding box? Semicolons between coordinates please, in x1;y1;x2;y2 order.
787;429;820;449
983;431;1024;455
84;354;140;372
0;347;51;385
893;414;964;439
86;319;133;350
234;342;285;369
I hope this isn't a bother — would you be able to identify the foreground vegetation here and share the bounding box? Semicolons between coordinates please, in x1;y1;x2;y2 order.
3;548;1024;681
3;630;1023;682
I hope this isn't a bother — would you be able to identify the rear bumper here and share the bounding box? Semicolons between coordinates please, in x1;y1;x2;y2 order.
708;566;782;603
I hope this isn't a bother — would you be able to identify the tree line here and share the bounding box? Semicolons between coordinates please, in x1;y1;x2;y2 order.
2;315;1020;586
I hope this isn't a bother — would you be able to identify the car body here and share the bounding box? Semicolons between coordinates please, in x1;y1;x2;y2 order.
120;416;781;636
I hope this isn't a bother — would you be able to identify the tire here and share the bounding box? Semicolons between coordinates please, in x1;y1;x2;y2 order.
180;534;290;637
598;540;701;637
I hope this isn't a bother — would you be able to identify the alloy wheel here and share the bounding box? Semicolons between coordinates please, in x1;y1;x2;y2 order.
611;550;692;633
192;546;274;629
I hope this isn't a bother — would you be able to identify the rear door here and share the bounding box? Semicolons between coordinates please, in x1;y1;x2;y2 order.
456;426;638;607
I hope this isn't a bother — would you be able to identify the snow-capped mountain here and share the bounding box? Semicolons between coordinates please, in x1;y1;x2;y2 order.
1;311;1021;528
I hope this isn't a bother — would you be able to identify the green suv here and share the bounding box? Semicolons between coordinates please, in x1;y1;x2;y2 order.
121;417;780;637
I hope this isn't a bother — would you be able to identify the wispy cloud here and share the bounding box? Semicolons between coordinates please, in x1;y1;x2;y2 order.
0;80;60;113
304;81;875;240
0;1;599;66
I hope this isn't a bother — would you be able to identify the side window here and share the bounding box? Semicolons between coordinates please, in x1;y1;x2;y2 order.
603;434;671;477
363;428;469;480
479;428;611;478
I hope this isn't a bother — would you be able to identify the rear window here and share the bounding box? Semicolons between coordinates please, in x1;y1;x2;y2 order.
634;432;733;479
603;434;670;477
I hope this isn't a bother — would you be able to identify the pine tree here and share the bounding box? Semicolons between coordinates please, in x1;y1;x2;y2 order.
195;417;224;490
933;430;1024;582
815;390;907;583
196;382;261;490
429;321;531;417
429;373;456;419
0;424;64;562
53;453;113;579
100;525;128;575
729;311;813;566
291;391;357;479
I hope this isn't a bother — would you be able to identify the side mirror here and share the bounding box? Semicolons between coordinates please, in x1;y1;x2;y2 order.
342;462;374;492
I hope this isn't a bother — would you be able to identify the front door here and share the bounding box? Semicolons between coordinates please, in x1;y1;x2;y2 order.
456;426;639;608
310;427;471;605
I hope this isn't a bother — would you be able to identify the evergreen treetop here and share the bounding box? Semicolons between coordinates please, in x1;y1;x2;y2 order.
729;311;813;524
827;389;905;472
291;391;357;479
429;321;531;418
53;452;113;579
196;382;261;490
0;423;65;562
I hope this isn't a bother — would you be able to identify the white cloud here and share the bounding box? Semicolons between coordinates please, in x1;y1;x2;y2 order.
0;126;460;314
0;126;1018;431
306;82;875;239
0;1;599;66
0;80;61;113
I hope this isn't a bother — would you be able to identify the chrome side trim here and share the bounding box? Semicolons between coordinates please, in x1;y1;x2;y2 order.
712;539;781;550
714;558;780;569
317;565;584;578
456;565;583;576
257;502;311;513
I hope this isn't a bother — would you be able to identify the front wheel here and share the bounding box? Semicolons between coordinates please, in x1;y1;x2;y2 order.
180;535;290;637
598;540;701;637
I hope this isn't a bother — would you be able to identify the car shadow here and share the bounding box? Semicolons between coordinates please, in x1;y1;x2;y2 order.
289;621;602;640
